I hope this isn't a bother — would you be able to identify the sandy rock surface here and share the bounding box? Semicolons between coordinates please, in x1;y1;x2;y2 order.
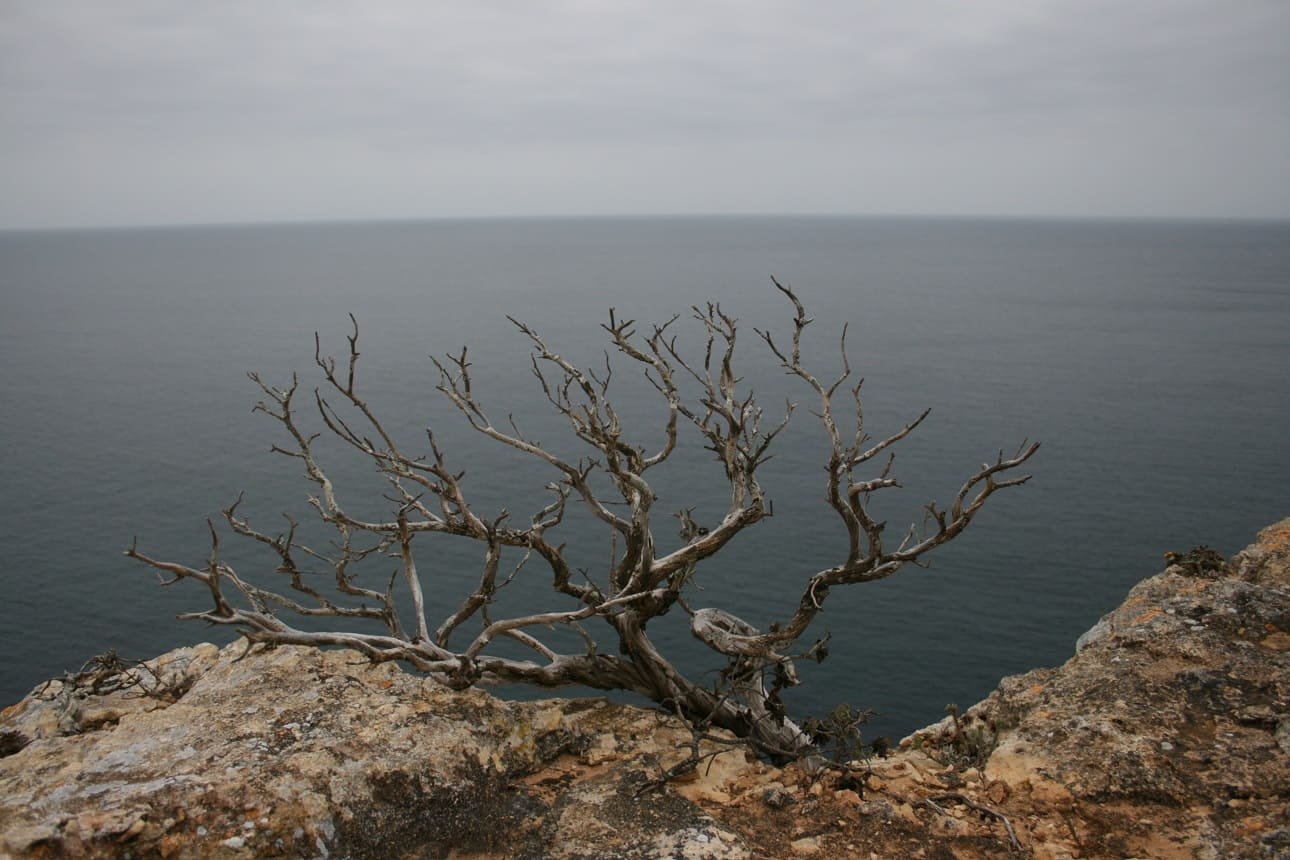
2;519;1286;858
900;518;1290;859
1;643;748;859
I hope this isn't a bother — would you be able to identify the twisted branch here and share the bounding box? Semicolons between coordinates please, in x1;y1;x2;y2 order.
127;281;1037;762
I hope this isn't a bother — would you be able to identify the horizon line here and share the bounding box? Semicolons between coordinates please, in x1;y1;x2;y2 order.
3;210;1289;235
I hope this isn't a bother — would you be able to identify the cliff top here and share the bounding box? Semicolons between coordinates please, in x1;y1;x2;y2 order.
2;519;1287;859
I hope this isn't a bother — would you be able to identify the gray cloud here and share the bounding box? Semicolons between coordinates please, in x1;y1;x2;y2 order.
2;0;1287;227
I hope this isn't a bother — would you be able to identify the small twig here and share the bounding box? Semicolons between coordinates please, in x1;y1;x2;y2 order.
928;792;1022;852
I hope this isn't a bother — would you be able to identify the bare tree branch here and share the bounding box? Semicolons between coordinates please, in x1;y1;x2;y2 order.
128;282;1037;762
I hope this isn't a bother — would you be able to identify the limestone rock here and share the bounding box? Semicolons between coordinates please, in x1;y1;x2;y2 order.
904;517;1290;858
2;519;1287;858
0;643;751;859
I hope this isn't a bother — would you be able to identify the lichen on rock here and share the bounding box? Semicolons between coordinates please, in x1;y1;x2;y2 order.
905;518;1290;858
2;519;1287;858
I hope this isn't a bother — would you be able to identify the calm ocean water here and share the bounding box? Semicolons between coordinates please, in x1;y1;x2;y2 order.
1;216;1286;740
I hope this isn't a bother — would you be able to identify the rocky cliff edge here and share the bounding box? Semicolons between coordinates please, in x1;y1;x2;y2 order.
1;520;1287;859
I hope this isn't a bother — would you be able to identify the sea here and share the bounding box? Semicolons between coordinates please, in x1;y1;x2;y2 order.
1;215;1286;743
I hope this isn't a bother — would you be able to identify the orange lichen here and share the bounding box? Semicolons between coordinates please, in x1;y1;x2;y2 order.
1257;522;1290;551
1258;631;1290;651
1130;609;1162;626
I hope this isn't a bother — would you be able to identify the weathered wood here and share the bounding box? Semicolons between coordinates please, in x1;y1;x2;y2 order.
127;282;1036;762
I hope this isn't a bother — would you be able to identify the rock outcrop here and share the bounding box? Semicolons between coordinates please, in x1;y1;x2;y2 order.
903;519;1290;859
2;520;1287;859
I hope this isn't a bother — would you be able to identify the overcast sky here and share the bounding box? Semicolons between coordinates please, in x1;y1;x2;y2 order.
1;1;1287;228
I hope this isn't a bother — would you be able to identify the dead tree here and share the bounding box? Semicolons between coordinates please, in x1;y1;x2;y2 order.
127;280;1038;761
